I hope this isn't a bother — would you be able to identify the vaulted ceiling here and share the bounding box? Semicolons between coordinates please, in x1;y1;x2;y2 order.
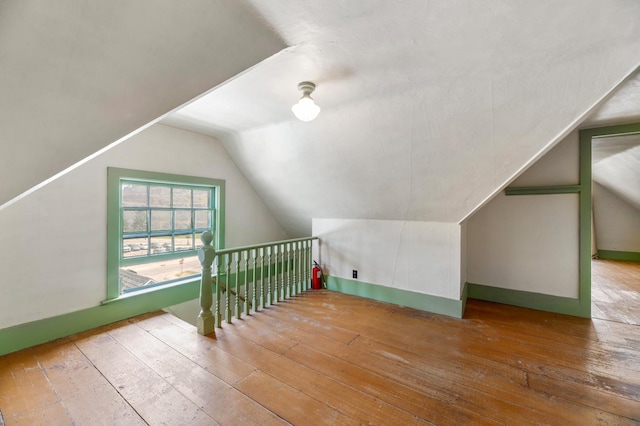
164;1;640;236
592;134;640;211
2;1;640;238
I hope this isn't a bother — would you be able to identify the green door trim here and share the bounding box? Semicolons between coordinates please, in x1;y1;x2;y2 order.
578;122;640;316
488;123;640;318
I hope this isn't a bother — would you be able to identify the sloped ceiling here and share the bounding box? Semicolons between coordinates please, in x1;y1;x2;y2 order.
164;1;640;237
582;72;640;128
4;2;639;239
0;0;285;207
592;134;640;211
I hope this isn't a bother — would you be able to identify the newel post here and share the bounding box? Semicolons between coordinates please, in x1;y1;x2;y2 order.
197;231;216;336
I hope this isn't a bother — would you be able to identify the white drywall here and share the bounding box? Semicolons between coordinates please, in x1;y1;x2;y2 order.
313;218;462;300
0;124;287;329
466;193;579;298
593;182;640;253
466;132;580;298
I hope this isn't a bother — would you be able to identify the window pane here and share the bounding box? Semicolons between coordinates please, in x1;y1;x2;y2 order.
193;189;210;208
122;184;147;207
123;210;147;233
122;254;200;291
175;234;193;252
122;237;149;258
149;186;170;208
122;241;135;258
174;210;191;230
150;210;171;231
150;236;172;254
173;187;191;208
194;210;211;229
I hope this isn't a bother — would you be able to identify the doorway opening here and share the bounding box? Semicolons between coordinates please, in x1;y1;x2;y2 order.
583;125;640;324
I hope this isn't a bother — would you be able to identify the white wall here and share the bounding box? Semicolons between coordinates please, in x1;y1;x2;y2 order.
0;124;287;329
466;131;580;298
593;182;640;253
313;218;462;300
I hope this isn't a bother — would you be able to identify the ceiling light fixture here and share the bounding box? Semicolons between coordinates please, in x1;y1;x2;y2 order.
292;81;321;122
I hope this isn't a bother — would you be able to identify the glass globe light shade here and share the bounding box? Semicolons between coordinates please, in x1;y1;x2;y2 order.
292;96;321;122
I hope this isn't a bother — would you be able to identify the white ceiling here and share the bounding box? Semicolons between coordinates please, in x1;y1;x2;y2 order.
592;134;640;211
5;1;639;238
163;1;640;237
582;72;640;128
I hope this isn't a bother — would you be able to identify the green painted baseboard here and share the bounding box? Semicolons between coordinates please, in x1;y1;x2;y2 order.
597;250;640;262
326;276;465;318
0;262;305;357
466;283;588;318
0;279;201;357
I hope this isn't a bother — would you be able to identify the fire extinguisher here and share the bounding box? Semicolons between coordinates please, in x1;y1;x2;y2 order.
312;260;324;290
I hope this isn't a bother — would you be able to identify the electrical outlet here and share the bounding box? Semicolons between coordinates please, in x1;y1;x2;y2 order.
352;270;358;279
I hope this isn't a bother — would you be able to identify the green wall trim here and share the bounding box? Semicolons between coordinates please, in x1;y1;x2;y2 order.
0;258;309;356
581;122;640;139
578;122;640;318
461;282;469;315
578;127;592;318
505;185;581;196
326;276;465;318
597;250;640;262
467;283;586;317
0;279;201;357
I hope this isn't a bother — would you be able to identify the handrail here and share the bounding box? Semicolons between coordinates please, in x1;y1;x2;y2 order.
196;233;318;335
214;236;318;256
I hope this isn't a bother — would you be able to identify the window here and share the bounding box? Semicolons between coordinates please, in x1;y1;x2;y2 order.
107;168;225;299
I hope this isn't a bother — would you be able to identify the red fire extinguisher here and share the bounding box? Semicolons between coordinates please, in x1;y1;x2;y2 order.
312;260;324;290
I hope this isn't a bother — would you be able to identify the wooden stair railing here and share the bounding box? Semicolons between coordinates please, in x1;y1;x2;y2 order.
196;232;319;336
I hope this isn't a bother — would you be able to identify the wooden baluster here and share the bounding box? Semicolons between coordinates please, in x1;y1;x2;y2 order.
302;241;306;291
307;240;312;289
284;243;291;299
197;231;215;336
292;242;298;296
251;249;258;313
272;245;279;304
244;250;250;316
303;240;309;290
266;246;272;306
280;244;286;300
225;254;232;324
215;250;223;327
278;244;287;300
300;241;307;292
259;247;265;309
235;251;241;320
299;241;304;292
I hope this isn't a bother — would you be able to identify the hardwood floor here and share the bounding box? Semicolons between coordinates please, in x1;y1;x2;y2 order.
592;259;640;325
1;289;639;425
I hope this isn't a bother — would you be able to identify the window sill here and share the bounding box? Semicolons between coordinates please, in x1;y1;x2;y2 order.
101;275;202;306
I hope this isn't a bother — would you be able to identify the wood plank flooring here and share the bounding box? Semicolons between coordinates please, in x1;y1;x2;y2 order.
1;287;639;425
592;259;640;325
